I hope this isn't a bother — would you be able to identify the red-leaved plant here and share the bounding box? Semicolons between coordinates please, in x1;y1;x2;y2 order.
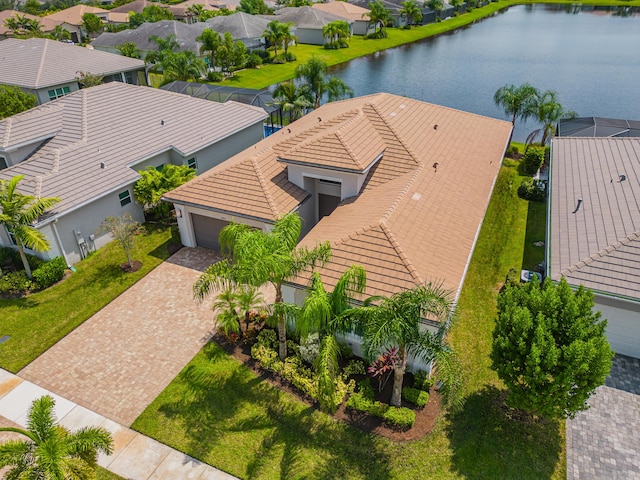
368;347;398;392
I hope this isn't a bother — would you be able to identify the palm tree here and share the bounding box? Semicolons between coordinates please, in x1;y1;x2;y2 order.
4;14;42;37
196;28;221;71
269;81;312;122
400;0;422;26
322;21;339;45
424;0;444;18
334;20;351;45
194;212;331;359
161;51;205;81
145;34;179;66
347;283;463;408
493;83;538;127
280;22;296;55
529;90;577;145
365;0;391;36
0;395;113;479
212;286;242;337
295;57;353;109
51;24;71;42
0;175;60;279
296;266;366;412
263;20;285;59
235;284;265;330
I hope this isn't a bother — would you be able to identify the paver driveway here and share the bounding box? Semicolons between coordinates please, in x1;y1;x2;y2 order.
566;355;640;479
19;247;272;427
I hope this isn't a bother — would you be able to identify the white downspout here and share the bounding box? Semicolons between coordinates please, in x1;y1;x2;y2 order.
51;219;71;268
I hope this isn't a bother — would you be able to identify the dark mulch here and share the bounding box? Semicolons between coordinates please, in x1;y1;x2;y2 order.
120;260;142;273
215;328;442;441
167;243;182;256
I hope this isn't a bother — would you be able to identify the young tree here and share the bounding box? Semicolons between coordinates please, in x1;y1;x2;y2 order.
238;0;271;14
0;396;113;479
295;56;353;109
0;175;60;279
133;164;195;219
491;278;613;419
117;41;141;58
98;214;146;270
81;12;103;37
365;0;391;36
22;0;42;15
193;212;331;359
348;283;463;409
0;85;37;119
129;4;174;28
493;83;538;127
400;0;422;26
196;28;221;70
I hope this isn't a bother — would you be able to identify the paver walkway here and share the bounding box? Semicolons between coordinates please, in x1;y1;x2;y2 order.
0;369;235;479
19;247;273;427
566;355;640;479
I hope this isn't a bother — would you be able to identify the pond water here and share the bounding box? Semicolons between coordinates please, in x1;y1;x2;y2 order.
328;5;640;142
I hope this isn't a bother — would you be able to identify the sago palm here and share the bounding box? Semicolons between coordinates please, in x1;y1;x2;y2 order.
0;175;60;279
194;212;331;359
0;395;113;479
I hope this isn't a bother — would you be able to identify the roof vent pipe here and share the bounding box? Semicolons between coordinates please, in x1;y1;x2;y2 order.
619;174;626;182
573;197;583;214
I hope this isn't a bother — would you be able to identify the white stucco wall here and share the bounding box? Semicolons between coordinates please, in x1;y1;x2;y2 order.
595;293;640;359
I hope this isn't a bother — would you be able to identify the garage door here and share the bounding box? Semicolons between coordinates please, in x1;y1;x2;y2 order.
191;214;229;250
596;301;640;359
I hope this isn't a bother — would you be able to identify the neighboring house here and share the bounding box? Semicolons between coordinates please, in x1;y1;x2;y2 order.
312;1;374;36
194;12;270;50
558;117;640;138
547;136;640;359
167;0;230;23
272;6;353;45
93;20;203;57
0;10;63;40
0;82;267;265
347;0;407;28
109;0;170;15
165;93;512;361
0;38;146;104
44;5;128;42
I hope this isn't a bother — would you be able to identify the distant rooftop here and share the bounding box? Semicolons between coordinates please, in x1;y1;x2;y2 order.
558;117;640;138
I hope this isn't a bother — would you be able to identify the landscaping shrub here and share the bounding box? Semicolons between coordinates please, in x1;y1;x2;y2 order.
382;407;416;430
402;387;429;408
207;71;223;82
284;52;297;62
518;178;546;202
251;343;279;371
245;53;263;68
32;256;67;290
272;55;287;64
299;333;321;365
522;146;545;174
256;328;277;349
343;359;365;377
413;369;434;392
324;41;339;50
0;271;32;294
346;380;392;418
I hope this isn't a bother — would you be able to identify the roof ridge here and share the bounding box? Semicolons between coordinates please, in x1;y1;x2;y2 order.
81;89;88;141
363;102;421;167
381;164;424;221
52;149;60;173
35;38;48;88
1;118;11;148
560;229;640;276
250;156;279;216
34;176;42;198
380;220;423;284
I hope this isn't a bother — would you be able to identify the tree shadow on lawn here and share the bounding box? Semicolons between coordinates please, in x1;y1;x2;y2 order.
446;386;562;480
155;343;391;479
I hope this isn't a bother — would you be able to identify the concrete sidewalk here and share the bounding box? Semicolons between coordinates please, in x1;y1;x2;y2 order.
0;369;236;480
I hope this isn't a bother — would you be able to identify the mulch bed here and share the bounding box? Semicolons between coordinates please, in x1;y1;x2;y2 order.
215;330;442;441
120;260;142;273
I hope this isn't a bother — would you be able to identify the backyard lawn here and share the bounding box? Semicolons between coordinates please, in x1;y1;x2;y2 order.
0;225;176;373
132;158;561;479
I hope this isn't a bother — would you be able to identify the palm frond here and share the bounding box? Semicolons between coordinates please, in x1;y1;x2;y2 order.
314;335;341;413
193;260;233;302
27;395;57;443
433;349;465;412
297;273;332;338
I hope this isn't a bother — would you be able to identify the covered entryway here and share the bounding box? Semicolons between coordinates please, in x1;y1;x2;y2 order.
191;214;229;250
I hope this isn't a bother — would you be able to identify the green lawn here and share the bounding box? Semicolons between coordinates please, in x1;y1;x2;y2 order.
133;159;563;479
0;225;176;373
149;0;640;90
97;467;125;480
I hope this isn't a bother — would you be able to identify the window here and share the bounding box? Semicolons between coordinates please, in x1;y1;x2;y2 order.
118;189;131;206
187;157;197;170
48;86;71;101
124;71;134;84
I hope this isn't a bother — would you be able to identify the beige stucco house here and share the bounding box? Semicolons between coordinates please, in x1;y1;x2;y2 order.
165;94;512;361
0;82;267;265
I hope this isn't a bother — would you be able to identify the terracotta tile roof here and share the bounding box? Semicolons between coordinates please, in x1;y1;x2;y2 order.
0;82;267;218
549;137;640;301
168;93;512;301
45;5;109;26
312;1;371;22
0;10;63;36
278;110;386;172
